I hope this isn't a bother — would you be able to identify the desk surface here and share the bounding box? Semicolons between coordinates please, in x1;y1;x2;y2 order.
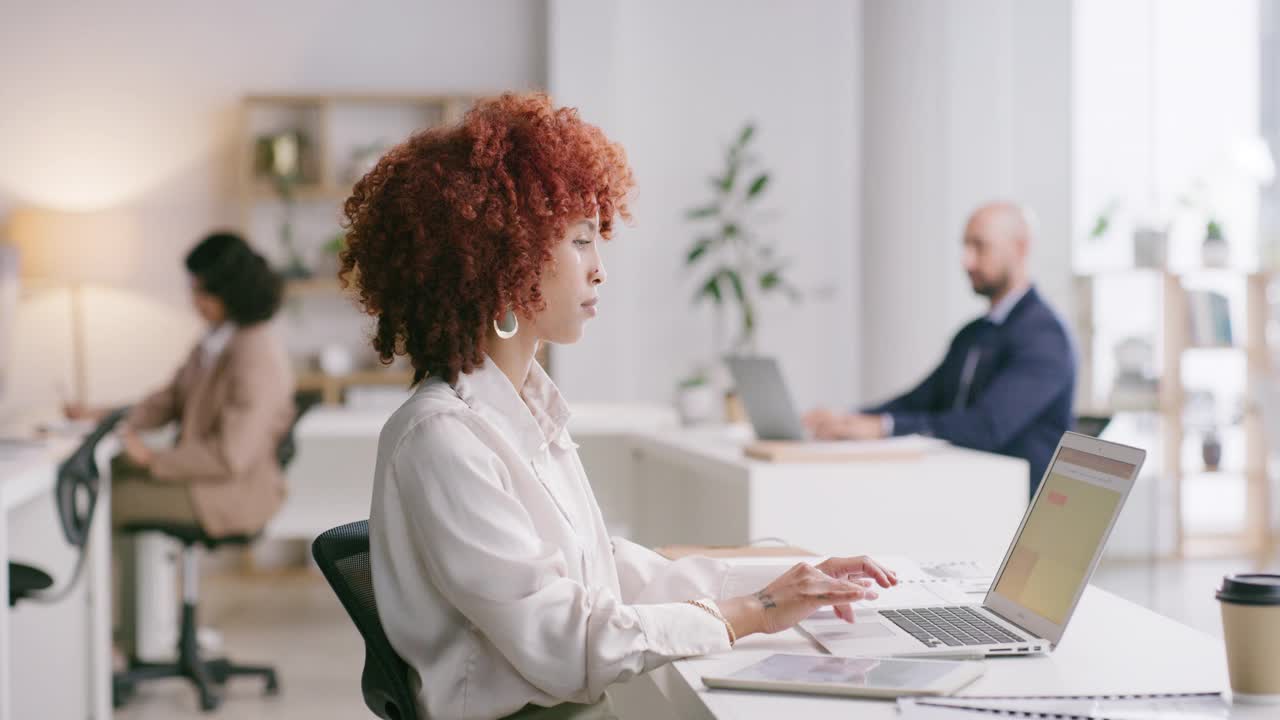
295;402;679;437
0;439;77;510
632;424;1028;474
658;586;1268;719
293;405;1024;475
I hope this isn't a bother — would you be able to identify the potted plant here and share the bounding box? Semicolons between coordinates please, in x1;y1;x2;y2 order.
685;124;801;354
1202;218;1229;268
674;369;718;426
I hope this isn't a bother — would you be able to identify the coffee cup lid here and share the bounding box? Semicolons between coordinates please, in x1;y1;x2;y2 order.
1217;574;1280;606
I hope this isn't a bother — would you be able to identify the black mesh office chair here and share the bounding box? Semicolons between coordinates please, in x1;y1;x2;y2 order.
7;407;130;606
113;393;317;712
312;520;419;720
1073;414;1113;438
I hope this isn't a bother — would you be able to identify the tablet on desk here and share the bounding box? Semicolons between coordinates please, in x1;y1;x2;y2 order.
702;653;985;699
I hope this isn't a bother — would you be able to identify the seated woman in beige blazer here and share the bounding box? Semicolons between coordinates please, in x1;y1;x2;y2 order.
342;93;898;720
68;231;295;658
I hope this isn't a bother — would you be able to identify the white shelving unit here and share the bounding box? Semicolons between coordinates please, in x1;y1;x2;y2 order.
237;93;476;403
1075;269;1273;559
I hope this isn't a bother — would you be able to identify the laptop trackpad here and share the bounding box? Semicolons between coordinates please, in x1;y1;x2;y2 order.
809;622;898;643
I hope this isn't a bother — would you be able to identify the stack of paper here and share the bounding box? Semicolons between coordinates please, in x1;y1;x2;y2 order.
898;693;1229;719
744;435;948;462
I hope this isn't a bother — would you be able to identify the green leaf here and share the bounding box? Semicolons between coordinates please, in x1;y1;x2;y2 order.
725;269;746;305
686;205;718;220
721;161;738;192
695;274;724;305
723;223;740;238
686;237;714;264
1089;215;1110;239
737;124;755;147
760;269;781;289
747;173;770;198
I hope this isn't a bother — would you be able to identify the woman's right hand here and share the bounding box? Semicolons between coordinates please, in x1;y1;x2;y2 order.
719;558;895;638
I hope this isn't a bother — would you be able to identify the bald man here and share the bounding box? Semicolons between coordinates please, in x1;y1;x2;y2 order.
805;202;1076;494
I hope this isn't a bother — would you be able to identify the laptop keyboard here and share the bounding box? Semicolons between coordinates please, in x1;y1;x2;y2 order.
880;606;1027;648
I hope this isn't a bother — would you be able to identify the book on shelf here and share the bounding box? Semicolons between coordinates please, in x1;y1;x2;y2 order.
1186;290;1232;347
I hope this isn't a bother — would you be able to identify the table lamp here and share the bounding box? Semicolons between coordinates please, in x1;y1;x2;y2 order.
8;207;139;406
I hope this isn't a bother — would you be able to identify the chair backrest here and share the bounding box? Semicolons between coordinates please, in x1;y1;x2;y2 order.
56;406;130;548
277;391;322;469
312;520;419;720
1073;414;1112;439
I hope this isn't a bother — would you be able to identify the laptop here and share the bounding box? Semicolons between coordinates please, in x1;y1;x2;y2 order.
806;431;1146;659
725;355;811;440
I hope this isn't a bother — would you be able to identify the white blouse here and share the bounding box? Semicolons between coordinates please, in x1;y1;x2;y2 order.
370;355;740;720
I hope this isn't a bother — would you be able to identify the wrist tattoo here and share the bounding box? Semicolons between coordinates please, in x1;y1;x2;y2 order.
754;591;777;610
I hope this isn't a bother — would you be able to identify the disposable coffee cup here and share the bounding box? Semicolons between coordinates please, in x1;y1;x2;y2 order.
1217;574;1280;704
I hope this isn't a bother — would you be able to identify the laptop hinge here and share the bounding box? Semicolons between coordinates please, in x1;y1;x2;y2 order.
990;608;1043;641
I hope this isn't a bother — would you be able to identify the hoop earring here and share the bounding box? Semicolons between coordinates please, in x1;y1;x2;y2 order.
494;310;518;339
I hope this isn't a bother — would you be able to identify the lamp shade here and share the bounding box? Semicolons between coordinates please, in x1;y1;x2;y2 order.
8;207;139;285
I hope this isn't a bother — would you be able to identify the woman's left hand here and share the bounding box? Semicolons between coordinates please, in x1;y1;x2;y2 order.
120;428;154;468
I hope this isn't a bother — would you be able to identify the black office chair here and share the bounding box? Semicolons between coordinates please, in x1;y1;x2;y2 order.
7;407;130;606
312;520;419;720
112;523;279;711
1074;414;1113;438
113;393;316;711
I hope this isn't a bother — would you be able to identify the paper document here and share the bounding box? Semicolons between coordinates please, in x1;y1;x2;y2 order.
722;555;993;608
901;693;1230;720
799;435;947;455
744;434;948;461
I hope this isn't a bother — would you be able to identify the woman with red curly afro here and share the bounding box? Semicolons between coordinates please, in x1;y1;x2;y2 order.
344;93;897;719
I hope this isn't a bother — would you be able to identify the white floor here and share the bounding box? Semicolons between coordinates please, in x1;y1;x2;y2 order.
113;555;1273;719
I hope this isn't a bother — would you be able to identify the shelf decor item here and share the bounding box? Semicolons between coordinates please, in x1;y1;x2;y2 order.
1132;224;1168;269
1202;427;1223;472
1202;219;1230;268
1109;336;1159;411
675;370;718;426
254;128;312;278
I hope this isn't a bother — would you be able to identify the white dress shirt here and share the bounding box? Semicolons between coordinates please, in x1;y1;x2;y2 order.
986;284;1031;326
198;322;236;368
370;355;739;720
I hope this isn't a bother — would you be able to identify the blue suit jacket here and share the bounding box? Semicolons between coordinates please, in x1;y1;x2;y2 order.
866;287;1076;494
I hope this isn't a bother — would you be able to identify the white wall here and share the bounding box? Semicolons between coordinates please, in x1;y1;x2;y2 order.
0;0;546;410
1074;0;1260;272
549;0;861;411
860;0;1073;403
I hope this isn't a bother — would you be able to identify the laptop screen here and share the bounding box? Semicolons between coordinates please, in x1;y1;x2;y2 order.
986;439;1141;639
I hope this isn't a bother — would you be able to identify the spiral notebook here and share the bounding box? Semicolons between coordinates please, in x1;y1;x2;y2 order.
897;692;1229;720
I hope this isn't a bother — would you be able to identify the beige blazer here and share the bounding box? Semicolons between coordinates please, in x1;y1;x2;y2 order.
125;323;295;537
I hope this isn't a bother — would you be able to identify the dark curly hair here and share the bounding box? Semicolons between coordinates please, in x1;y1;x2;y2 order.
338;92;634;385
185;232;284;325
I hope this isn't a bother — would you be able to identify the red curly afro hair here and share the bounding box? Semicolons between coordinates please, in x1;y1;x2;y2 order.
338;92;634;385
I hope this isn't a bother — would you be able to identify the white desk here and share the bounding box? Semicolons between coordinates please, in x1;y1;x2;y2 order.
273;406;1028;564
656;585;1268;718
616;426;1029;561
0;438;114;720
270;403;682;542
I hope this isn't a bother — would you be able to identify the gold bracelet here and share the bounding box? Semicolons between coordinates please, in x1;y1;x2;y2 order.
685;598;736;647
